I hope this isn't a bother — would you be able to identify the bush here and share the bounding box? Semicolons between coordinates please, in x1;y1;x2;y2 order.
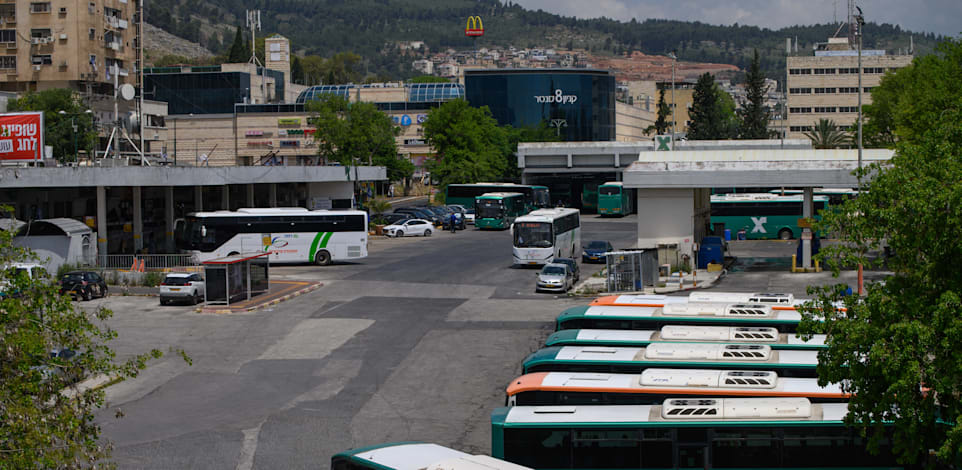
141;271;163;287
55;263;78;278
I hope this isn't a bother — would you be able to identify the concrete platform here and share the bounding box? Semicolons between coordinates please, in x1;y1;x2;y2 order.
200;280;322;314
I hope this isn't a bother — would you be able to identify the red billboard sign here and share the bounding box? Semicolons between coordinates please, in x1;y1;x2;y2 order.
0;112;44;162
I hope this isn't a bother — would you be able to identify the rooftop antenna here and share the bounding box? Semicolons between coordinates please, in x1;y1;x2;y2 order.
847;0;857;47
246;10;268;103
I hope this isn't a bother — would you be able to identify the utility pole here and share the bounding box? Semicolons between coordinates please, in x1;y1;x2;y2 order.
855;6;864;183
668;52;677;137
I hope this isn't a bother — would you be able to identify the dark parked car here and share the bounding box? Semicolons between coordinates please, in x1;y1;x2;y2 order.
59;271;108;301
394;207;441;225
373;212;408;225
582;240;614;264
554;257;580;282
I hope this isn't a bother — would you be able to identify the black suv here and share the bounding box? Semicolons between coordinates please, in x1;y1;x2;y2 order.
554;257;581;282
59;271;108;301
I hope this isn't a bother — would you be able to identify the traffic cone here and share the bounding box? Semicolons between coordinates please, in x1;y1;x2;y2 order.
129;259;137;272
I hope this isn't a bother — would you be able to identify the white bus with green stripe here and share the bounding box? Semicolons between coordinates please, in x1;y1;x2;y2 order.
177;208;367;265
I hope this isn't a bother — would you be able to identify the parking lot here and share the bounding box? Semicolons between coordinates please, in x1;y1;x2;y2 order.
90;216;872;469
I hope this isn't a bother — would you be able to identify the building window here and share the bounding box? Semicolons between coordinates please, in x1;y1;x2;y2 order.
838;106;858;113
838;87;859;93
838;67;858;74
30;2;50;13
814;68;837;75
789;87;811;94
0;55;15;69
863;86;874;92
31;54;52;65
814;87;837;94
789;107;812;114
30;28;51;39
88;2;95;13
863;67;884;74
814;106;837;113
0;29;15;43
790;126;813;132
789;68;811;75
89;28;95;40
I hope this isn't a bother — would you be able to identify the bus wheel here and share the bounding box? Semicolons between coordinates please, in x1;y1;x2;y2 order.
778;229;793;240
228;251;239;257
314;250;332;266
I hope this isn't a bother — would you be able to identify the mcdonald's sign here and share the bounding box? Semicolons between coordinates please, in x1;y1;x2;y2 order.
465;16;484;37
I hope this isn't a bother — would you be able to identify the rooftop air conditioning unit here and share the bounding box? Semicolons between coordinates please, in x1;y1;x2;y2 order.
59;60;67;67
33;64;41;71
31;38;39;45
59;33;67;40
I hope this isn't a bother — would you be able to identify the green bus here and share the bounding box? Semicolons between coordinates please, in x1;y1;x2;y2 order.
491;398;911;469
597;182;636;216
545;326;827;350
580;182;599;213
556;304;806;333
475;192;526;230
710;193;828;240
445;184;549;213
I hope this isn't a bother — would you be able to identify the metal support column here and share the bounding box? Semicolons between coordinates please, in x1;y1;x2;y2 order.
96;186;107;257
194;186;203;212
132;186;143;252
165;186;175;252
802;187;814;268
221;185;230;210
269;183;278;207
246;184;255;207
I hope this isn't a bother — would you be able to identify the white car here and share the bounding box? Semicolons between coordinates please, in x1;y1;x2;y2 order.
463;209;475;225
383;219;434;237
159;272;205;305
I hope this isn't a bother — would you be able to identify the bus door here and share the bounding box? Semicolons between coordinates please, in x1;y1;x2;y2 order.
675;429;709;469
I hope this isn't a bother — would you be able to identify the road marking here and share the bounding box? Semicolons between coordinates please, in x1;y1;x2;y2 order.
258;318;374;360
235;421;264;470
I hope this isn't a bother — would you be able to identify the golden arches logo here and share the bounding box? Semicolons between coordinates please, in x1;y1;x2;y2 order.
465;16;484;37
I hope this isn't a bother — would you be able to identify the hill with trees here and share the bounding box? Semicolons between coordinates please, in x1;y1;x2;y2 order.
143;0;944;82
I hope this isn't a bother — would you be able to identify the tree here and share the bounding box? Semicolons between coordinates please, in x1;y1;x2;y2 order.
409;75;449;83
501;121;560;180
306;94;410;182
687;73;737;140
803;119;851;148
0;229;183;467
227;26;246;63
290;55;304;85
863;39;962;148
366;197;393;225
797;40;962;465
422;99;509;195
649;87;671;135
8;89;96;163
738;49;770;139
322;52;362;84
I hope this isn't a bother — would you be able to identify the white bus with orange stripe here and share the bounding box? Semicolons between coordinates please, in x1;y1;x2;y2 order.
545;326;827;350
556;303;809;333
506;369;848;406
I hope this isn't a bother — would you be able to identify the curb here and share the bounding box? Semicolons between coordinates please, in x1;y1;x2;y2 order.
199;281;323;314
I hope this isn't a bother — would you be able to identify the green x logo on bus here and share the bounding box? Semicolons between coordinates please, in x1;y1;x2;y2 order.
656;136;672;151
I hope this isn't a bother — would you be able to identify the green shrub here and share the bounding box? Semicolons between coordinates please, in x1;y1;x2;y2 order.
141;271;163;287
56;263;78;278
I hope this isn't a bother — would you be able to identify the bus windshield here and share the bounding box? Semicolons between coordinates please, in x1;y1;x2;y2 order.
476;199;504;219
598;186;620;195
514;222;552;248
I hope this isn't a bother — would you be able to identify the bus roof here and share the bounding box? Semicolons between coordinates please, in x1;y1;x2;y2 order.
477;192;524;199
545;328;827;349
188;208;366;218
599;182;624;187
492;398;849;425
711;193;829;203
515;208;580;223
558;305;804;323
506;370;845;398
334;443;532;470
525;345;818;367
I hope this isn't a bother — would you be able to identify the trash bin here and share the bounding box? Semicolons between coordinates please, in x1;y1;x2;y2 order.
723;229;732;241
698;236;724;269
737;230;747;240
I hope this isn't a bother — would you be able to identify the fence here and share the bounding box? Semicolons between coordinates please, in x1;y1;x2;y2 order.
93;254;200;272
605;250;658;292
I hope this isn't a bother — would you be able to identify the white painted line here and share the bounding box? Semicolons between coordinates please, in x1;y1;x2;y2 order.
258;318;374;360
235;421;264;470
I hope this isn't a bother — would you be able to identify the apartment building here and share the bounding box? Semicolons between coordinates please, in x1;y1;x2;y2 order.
0;0;139;93
786;37;913;139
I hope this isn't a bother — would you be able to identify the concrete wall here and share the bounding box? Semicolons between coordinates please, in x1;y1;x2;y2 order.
615;101;656;142
635;188;696;257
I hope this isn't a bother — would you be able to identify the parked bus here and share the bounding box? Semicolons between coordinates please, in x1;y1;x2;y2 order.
545;326;827;350
521;344;819;377
580;182;599;213
710;193;828;240
591;291;801;309
176;208;367;265
331;442;531;470
474;192;526;230
512;208;581;266
491;398;908;469
597;182;636;216
506;369;847;406
557;304;806;333
445;183;549;213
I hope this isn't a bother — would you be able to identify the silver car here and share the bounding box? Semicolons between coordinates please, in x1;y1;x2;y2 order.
535;263;572;293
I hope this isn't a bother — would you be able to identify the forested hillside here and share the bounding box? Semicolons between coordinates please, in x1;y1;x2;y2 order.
144;0;942;81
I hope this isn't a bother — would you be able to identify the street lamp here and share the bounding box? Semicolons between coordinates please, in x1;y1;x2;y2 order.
667;52;677;137
855;6;864;184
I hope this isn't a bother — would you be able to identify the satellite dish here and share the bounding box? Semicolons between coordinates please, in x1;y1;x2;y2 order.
120;83;135;101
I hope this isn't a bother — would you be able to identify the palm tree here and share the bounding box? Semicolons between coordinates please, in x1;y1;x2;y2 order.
366;197;392;225
803;119;852;149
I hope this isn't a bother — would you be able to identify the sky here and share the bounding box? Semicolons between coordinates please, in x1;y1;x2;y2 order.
510;0;962;37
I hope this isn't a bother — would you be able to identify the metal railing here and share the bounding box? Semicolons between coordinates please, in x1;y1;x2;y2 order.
94;254;200;272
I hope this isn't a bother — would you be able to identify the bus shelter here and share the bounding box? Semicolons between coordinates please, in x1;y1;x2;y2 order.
202;253;270;306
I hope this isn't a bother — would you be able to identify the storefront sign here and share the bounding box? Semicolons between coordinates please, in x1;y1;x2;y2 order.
534;89;578;104
416;114;427;124
0;112;44;161
400;115;412;126
277;118;300;126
